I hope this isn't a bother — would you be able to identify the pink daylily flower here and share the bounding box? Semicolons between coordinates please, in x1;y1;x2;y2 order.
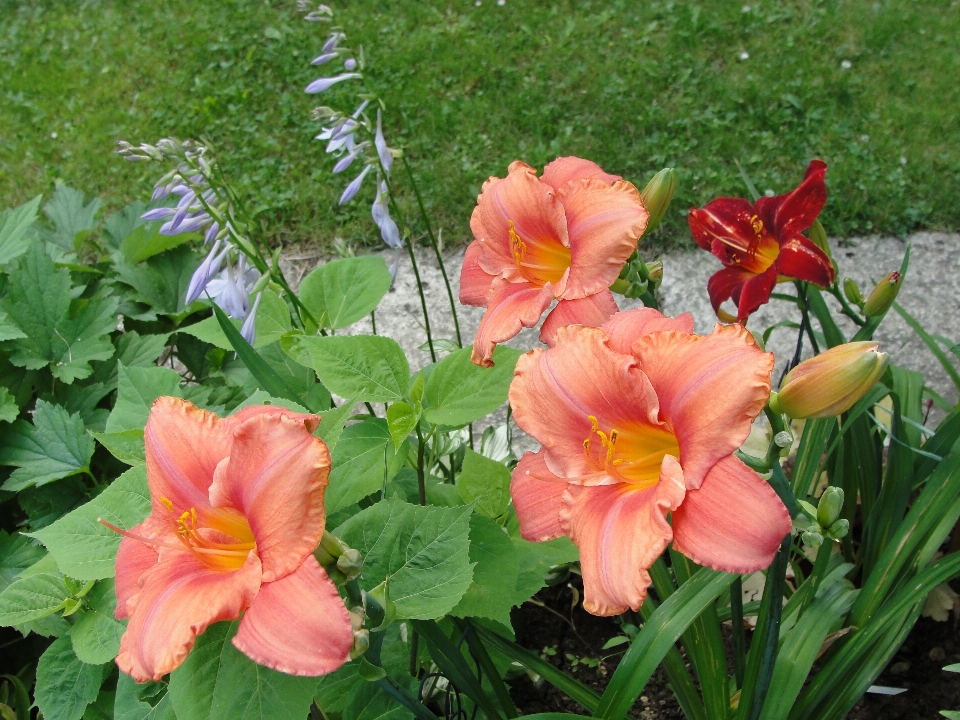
460;157;649;367
509;309;791;616
108;397;353;681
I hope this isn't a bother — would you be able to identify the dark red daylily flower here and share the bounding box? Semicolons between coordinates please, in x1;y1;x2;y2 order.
688;160;835;322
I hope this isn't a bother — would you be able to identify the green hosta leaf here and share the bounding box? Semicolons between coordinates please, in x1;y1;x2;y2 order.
103;200;147;247
299;256;393;330
30;466;151;581
35;636;108;720
42;185;101;251
0;400;94;491
457;447;511;518
0;530;46;591
114;674;177;720
0;195;41;264
114;245;201;317
89;429;145;466
0;387;18;423
387;401;419;451
423;346;522;427
106;364;183;433
71;579;125;665
0;572;68;626
181;290;291;349
0;308;27;341
1;242;118;382
336;498;475;619
284;334;408;403
168;621;321;720
451;514;520;626
327;418;407;513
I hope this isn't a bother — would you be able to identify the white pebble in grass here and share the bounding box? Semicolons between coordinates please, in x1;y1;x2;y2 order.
497;0;505;5
739;51;750;60
841;60;852;70
764;189;775;197
900;156;908;165
50;132;57;139
742;4;751;11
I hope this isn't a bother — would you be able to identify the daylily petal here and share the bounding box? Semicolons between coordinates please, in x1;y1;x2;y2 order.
733;266;778;321
559;455;685;615
470;162;570;286
209;410;330;583
459;240;494;306
688;198;760;255
558;179;647;298
539;289;619;347
470;278;555;368
600;307;694;356
117;546;262;682
540;156;621;192
775;235;835;287
114;520;163;620
511;451;569;542
706;266;755;316
509;325;661;481
756;159;828;241
672;455;790;573
234;556;352;676
632;324;773;489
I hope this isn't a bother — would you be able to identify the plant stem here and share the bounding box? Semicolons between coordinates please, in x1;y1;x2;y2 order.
731;576;746;688
416;426;426;505
796;539;834;619
828;283;866;326
794;282;821;355
401;231;436;362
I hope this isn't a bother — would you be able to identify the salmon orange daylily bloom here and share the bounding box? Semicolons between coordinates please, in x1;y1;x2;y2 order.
509;309;792;616
107;397;353;681
688;160;835;322
460;157;649;367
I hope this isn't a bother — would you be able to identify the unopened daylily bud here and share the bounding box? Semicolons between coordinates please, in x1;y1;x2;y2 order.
647;261;663;283
843;278;862;306
817;487;844;529
826;518;849;540
863;271;903;317
774;430;793;448
336;548;363;580
640;168;677;233
775;342;889;418
801;529;824;549
350;629;370;660
808;219;831;259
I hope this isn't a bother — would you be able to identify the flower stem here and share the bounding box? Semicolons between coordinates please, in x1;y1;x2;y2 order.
403;232;437;363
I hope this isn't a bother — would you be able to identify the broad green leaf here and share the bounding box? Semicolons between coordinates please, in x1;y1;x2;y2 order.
114;245;201;317
31;466;151;581
0;572;68;626
299;256;393;329
104;200;147;247
168;621;321;720
0;308;27;341
315;662;362;714
342;678;413;720
1;243;117;382
114;674;177;720
386;401;419;451
284;335;408;403
105;364;183;433
336;498;475;619
0;195;41;264
0;387;18;423
327;419;407;513
71;579;125;665
451;515;519;626
42;185;101;251
317;400;356;454
511;536;579;602
180;290;291;349
230;389;308;414
423;346;522;427
115;332;171;370
89;429;145;466
0;401;94;491
18;476;88;531
0;530;46;591
457;448;511;518
35;636;107;720
119;222;190;264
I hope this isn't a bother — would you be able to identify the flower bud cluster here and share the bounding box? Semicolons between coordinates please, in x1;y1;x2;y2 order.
614;252;664;300
314;530;364;585
794;487;849;548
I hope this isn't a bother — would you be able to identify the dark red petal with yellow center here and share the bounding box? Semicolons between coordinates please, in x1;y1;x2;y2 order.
116;545;262;682
470;278;556;367
755;160;828;241
559;455;685;616
774;235;835;287
672;455;791;573
540;156;621;191
233;556;353;676
687;198;761;257
732;265;778;321
706;266;755;316
539;289;619;348
510;451;569;542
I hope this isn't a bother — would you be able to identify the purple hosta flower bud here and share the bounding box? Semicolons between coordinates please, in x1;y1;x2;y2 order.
375;110;393;175
332;142;369;174
141;207;177;222
240;292;263;345
204;221;220;245
352;100;370;118
305;72;361;94
344;58;357;71
185;239;228;305
160;213;210;236
170;191;197;232
340;164;373;205
372;180;402;248
312;52;338;65
388;249;402;283
323;32;344;53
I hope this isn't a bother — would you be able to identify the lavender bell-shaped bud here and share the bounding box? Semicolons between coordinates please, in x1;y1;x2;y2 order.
372;180;402;248
240;292;263;346
312;52;339;65
388;249;402;284
344;58;358;71
141;207;177;222
212;259;250;319
340;164;373;204
204;221;220;245
322;32;344;53
161;214;210;236
375;110;393;175
185;239;228;305
305;73;361;94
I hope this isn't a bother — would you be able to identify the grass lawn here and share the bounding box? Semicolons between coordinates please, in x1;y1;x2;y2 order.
1;0;958;253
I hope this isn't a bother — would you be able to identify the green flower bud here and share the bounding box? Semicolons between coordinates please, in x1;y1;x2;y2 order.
336;548;363;581
808;219;831;259
350;629;371;660
801;530;824;549
863;271;903;317
843;278;863;306
826;518;850;540
640;168;677;233
817;487;845;529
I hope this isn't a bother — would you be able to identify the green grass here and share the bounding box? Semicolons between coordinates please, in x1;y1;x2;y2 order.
1;0;958;252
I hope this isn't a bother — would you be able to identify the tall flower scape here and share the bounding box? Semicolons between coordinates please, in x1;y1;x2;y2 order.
2;5;957;720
